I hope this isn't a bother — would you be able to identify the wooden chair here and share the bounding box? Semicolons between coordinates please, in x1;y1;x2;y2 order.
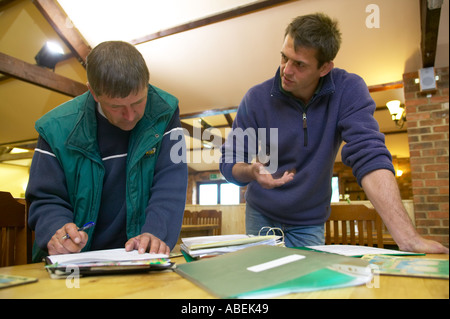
181;209;222;238
197;210;222;236
325;205;384;248
182;210;195;225
0;191;32;266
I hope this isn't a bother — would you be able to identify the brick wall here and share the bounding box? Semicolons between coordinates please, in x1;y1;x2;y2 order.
403;67;449;248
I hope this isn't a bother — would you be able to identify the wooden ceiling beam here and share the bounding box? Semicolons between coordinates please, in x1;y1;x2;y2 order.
224;113;234;127
180;106;238;120
368;81;404;93
180;121;225;145
130;0;295;45
0;51;87;97
420;0;443;68
0;0;16;10
32;0;91;67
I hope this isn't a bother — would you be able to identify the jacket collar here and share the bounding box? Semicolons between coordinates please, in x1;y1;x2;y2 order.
270;67;336;105
66;91;100;160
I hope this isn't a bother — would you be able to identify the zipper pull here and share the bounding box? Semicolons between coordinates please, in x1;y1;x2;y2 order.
302;112;308;147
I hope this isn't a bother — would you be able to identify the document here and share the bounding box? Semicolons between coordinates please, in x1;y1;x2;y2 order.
180;234;283;259
46;248;168;265
305;245;425;257
45;248;173;279
175;245;372;298
362;255;449;279
0;274;38;289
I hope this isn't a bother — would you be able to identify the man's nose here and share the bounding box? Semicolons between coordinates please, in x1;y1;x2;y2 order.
122;106;135;121
284;60;294;75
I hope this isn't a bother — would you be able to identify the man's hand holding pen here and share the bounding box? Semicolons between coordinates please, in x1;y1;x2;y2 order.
47;222;89;255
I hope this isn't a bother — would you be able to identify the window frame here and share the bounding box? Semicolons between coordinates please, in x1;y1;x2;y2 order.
196;180;240;205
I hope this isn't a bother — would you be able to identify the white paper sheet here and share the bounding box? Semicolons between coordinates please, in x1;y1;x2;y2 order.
47;248;168;265
306;245;421;257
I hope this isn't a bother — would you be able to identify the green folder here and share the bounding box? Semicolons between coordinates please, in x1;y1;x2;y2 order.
175;245;371;298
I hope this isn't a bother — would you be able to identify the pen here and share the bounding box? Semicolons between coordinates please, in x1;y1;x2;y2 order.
62;222;95;240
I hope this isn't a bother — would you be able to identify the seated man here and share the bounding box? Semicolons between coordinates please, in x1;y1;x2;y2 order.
27;41;188;262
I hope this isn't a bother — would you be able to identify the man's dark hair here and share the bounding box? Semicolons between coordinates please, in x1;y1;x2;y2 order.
285;13;342;67
86;41;149;98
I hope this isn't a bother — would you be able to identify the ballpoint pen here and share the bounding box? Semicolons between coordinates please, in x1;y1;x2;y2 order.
62;222;95;240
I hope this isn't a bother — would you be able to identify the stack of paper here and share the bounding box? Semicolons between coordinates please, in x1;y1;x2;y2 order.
180;234;283;259
45;248;173;278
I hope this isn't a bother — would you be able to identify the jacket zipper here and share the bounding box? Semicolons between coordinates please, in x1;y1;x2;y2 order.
302;111;308;147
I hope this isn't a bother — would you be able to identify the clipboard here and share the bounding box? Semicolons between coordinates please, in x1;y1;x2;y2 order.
44;248;174;279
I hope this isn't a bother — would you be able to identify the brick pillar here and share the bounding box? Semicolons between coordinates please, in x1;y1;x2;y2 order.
403;67;449;248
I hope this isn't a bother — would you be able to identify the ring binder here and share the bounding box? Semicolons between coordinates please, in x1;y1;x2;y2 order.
258;227;285;247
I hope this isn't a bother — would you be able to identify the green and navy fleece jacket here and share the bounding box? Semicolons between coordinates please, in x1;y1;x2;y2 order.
26;85;188;262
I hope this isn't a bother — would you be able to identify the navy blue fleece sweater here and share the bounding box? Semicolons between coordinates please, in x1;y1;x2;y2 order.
220;68;394;225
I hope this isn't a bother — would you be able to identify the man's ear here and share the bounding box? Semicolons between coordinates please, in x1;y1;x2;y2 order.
319;61;334;77
86;82;99;102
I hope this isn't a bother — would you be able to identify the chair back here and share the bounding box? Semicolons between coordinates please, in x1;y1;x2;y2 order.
0;191;32;266
325;205;384;247
197;210;222;235
182;210;196;225
182;209;222;235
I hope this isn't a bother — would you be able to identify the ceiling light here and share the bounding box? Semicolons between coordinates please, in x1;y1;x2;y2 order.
10;148;29;154
202;140;214;149
386;100;406;128
35;41;65;70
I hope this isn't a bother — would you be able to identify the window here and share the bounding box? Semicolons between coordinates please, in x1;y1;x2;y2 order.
198;183;218;205
220;183;240;205
197;181;240;205
331;176;339;202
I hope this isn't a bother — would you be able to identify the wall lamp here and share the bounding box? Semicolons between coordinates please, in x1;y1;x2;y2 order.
386;100;406;128
34;41;65;71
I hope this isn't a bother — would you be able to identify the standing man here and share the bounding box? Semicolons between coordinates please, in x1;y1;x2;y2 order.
220;13;448;254
27;41;188;262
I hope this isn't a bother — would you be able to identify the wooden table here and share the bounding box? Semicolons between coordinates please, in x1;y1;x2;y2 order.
0;254;448;299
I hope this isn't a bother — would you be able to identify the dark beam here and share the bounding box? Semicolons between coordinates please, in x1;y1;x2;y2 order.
33;0;91;67
180;121;225;145
180;106;238;120
420;0;442;67
384;130;408;135
0;151;34;162
0;0;16;10
224;113;234;127
0;139;38;150
367;81;404;93
0;51;87;97
130;0;295;45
